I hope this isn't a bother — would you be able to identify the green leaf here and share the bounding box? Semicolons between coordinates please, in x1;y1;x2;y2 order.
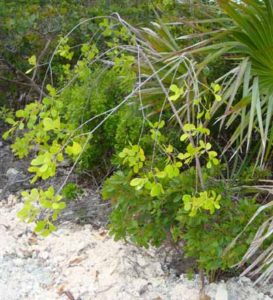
25;67;34;74
130;178;147;190
5;117;15;125
52;203;60;210
58;202;66;210
169;84;184;101
43;117;54;131
150;182;164;197
178;152;191;160
180;133;189;141
31;155;45;166
205;111;211;120
35;221;46;232
208;151;217;158
205;143;212;150
156;171;167;178
211;83;221;93
2;130;10;140
28;55;36;66
46;84;57;97
164;164;179;178
15;110;25;118
197;111;205;119
19;122;24;130
182;194;192;211
130;178;142;186
196;127;210;135
39;164;48;173
215;94;222;102
183;124;196;131
165;144;173;153
206;161;212;169
65;142;82;156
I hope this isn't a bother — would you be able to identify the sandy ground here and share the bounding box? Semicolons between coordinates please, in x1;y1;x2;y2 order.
0;195;272;300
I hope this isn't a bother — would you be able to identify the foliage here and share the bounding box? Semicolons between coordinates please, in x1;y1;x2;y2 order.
3;90;87;182
0;0;164;106
177;195;264;275
17;187;66;236
102;126;265;276
227;182;273;285
2;18;144;232
211;0;273;162
62;183;83;200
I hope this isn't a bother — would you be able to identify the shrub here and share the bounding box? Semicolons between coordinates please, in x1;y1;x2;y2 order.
62;183;83;200
102;130;267;278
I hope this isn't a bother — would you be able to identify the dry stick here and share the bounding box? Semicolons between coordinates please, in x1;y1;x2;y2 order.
0;77;33;87
136;44;146;145
140;50;207;299
28;38;52;99
0;56;47;97
179;62;208;299
32;38;52;83
22;38;52;102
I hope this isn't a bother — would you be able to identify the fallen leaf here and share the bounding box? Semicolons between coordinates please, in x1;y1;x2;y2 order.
57;284;66;296
28;236;38;245
99;229;107;236
68;256;86;266
64;290;75;300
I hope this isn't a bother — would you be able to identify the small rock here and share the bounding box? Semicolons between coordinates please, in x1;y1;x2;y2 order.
200;294;211;300
6;168;20;181
25;264;36;273
39;251;50;260
16;249;26;258
137;254;147;267
84;224;92;231
215;283;228;300
13;258;24;267
139;283;152;295
7;194;17;206
59;159;71;167
68;256;87;266
238;276;252;284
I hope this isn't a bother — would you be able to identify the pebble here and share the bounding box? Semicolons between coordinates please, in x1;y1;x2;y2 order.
215;283;228;300
7;194;17;206
6;168;20;180
39;251;50;260
13;258;24;267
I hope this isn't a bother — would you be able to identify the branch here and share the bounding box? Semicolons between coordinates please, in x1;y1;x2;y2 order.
0;55;47;97
140;50;205;189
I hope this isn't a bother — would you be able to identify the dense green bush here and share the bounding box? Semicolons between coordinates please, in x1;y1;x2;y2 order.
101;122;269;278
102;168;265;277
